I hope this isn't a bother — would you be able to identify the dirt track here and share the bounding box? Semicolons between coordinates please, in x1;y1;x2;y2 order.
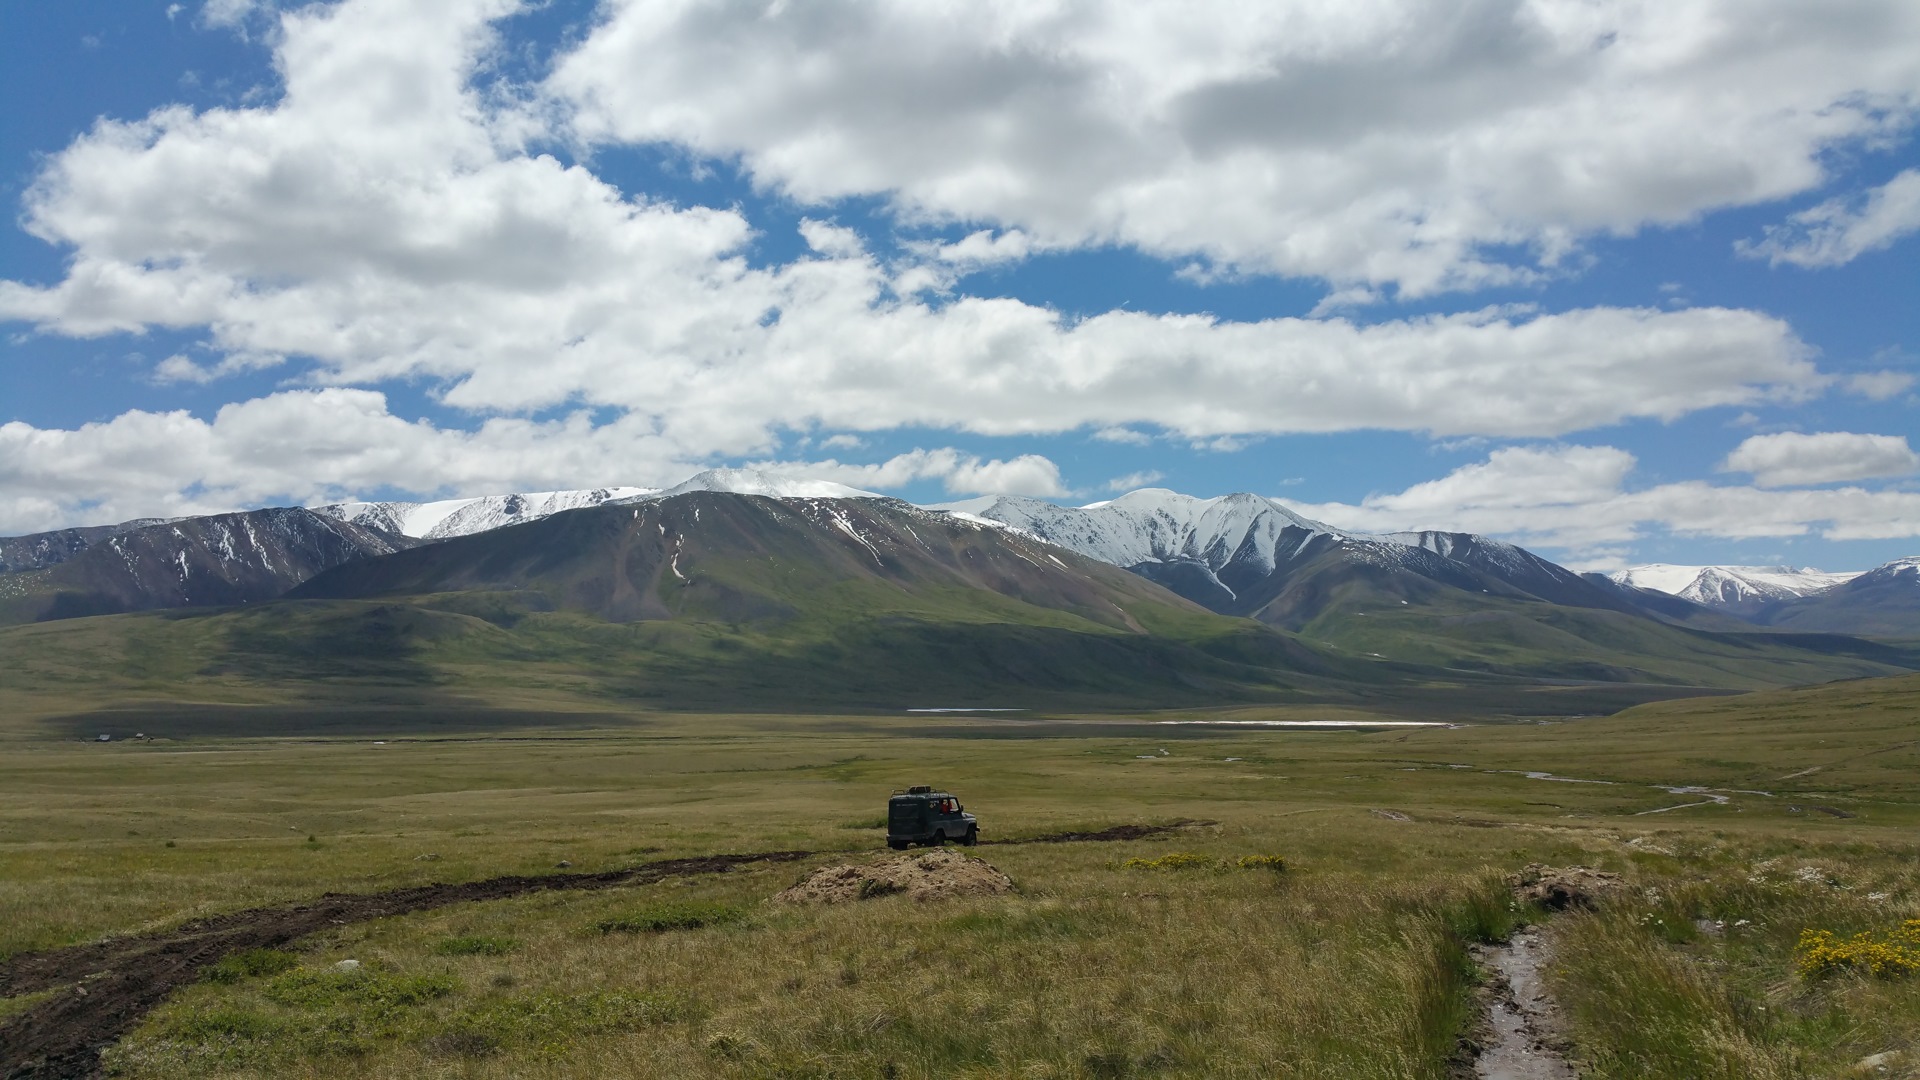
0;821;1208;1079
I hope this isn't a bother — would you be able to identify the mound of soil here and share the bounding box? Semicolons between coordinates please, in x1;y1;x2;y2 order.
774;849;1015;904
1508;863;1625;911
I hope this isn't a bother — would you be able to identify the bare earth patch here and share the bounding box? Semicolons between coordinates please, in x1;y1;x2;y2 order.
1507;864;1625;911
774;849;1015;904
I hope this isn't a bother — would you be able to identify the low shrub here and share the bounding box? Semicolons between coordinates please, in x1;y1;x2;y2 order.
1796;920;1920;978
1122;852;1214;871
433;935;520;956
594;900;746;934
1236;854;1288;872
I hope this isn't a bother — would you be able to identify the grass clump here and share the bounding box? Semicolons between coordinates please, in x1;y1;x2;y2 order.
1122;851;1214;871
1448;876;1526;944
162;1005;283;1042
1236;854;1288;872
593;899;746;934
202;947;301;984
432;934;520;956
1797;921;1920;978
264;966;458;1015
432;989;685;1058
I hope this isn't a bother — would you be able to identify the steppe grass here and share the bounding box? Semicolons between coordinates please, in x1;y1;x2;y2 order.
104;850;1503;1079
1547;839;1920;1079
2;676;1916;1076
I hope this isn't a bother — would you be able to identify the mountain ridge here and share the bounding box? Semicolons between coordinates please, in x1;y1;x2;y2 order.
0;507;415;624
1608;563;1861;613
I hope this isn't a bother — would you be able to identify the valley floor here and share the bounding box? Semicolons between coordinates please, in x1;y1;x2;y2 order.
2;678;1917;1078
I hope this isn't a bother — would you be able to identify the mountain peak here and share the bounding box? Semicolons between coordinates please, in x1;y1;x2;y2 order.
659;469;882;500
1607;562;1861;612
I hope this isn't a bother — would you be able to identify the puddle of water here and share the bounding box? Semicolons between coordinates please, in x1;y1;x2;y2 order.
1492;768;1767;815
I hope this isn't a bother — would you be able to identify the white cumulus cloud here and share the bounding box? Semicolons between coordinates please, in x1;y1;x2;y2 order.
0;0;1887;532
551;0;1920;295
1285;443;1920;554
0;388;1070;533
1721;431;1920;487
1740;169;1920;268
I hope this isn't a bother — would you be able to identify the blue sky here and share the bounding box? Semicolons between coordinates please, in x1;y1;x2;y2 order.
1;0;1916;572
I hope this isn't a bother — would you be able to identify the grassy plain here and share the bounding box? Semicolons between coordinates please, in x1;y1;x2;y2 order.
2;676;1917;1077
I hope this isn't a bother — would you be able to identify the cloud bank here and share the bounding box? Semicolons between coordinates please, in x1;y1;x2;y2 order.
1722;432;1920;488
555;0;1920;294
1;0;1916;553
1287;444;1920;569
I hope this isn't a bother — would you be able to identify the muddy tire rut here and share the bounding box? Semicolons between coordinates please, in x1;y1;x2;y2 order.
1470;927;1577;1080
0;821;1209;1079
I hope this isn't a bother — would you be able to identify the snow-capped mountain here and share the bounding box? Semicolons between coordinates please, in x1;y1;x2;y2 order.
1750;556;1920;637
653;468;881;500
935;488;1652;627
313;471;878;539
316;487;654;540
0;518;176;574
0;508;413;624
1607;564;1860;612
935;489;1340;572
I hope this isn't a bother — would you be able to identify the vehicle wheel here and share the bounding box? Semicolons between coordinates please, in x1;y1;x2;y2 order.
931;831;946;846
963;826;978;847
887;838;906;850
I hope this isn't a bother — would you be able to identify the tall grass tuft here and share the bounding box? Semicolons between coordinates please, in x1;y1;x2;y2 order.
202;948;302;984
593;899;746;935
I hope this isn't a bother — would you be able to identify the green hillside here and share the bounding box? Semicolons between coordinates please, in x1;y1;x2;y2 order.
0;495;1372;718
1291;574;1919;689
3;493;1913;727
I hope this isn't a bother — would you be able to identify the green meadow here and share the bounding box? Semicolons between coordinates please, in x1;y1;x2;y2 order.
2;675;1917;1078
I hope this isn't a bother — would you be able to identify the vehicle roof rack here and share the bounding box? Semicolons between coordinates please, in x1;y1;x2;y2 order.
907;785;933;794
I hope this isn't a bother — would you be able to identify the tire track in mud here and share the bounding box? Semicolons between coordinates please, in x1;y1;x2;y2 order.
0;821;1209;1079
1469;928;1577;1080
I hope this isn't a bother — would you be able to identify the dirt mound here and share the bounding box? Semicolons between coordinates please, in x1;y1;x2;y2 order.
774;849;1015;904
1508;864;1625;911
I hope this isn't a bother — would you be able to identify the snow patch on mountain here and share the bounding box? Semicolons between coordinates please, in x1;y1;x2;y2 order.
318;487;653;540
1848;556;1920;588
315;472;879;542
654;468;882;500
930;488;1342;571
1608;564;1861;608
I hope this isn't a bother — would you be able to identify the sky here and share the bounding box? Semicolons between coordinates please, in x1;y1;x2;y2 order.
1;0;1916;573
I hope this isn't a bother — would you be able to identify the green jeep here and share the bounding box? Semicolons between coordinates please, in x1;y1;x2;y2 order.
887;786;978;849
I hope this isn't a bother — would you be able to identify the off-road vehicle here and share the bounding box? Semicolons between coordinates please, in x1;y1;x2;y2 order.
887;786;977;849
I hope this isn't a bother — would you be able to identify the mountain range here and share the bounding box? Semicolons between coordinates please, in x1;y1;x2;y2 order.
2;472;1915;715
1606;564;1861;614
0;508;413;625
